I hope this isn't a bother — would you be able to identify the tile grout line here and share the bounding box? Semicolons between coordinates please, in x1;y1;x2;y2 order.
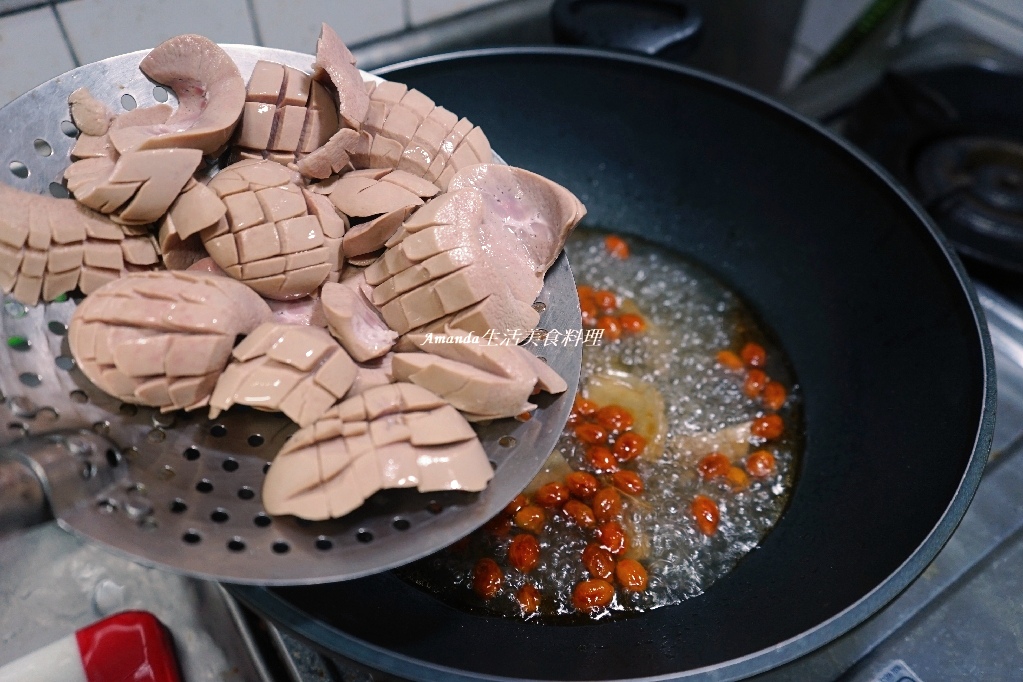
49;1;79;66
244;0;264;46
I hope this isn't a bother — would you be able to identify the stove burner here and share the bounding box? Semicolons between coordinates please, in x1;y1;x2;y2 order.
844;65;1023;272
914;136;1023;262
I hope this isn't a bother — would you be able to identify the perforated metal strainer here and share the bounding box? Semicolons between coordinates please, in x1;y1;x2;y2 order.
0;45;581;585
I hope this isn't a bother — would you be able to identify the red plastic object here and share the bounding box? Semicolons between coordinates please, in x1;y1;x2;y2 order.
75;611;182;682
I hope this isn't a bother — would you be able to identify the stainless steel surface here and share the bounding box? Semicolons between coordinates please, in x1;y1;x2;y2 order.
0;521;274;681
0;459;47;532
0;44;582;584
0;431;125;538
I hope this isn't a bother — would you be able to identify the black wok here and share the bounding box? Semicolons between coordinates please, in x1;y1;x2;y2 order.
232;48;995;680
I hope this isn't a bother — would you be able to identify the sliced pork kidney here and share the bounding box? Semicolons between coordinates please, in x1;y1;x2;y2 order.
448;164;586;271
121;34;245;155
234;60;339;166
198;159;337;300
392;332;567;420
262;382;492;520
295;24;370;179
0;182;160;305
321;273;397;362
64;147;203;225
208;323;357;426
67;271;273;411
363;164;584;336
352;80;492;188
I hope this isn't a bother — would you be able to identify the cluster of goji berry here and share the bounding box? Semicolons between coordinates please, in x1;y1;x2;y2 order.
577;285;646;342
688;342;788;536
470;396;651;615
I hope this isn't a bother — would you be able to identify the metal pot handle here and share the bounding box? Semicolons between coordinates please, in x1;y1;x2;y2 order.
551;0;703;61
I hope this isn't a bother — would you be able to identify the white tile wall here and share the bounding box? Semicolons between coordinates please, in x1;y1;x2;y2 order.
0;7;76;108
791;0;875;54
909;0;1023;56
56;0;256;65
781;0;874;89
780;47;816;92
408;0;507;26
783;0;1023;90
966;0;1023;27
253;0;406;52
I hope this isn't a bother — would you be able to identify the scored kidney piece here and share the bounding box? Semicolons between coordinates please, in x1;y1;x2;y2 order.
262;382;493;520
0;182;160;305
392;332;567;421
234;60;340;166
353;80;492;189
200;159;338;299
67;271;273;411
208;323;357;427
364;164;586;337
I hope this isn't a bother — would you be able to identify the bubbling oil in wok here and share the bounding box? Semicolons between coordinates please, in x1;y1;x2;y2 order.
398;231;802;621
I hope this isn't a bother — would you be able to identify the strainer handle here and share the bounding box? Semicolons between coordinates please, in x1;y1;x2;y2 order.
0;457;48;533
0;432;121;538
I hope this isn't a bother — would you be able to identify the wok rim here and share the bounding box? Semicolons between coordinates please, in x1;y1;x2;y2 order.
230;46;996;681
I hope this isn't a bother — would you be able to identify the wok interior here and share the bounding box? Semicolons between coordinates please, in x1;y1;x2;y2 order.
264;52;989;679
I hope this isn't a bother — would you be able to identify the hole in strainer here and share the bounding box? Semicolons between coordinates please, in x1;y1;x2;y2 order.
153;85;169;102
120;93;137;110
119;403;138;416
7;336;29;351
210;424;227;437
170;499;187;513
69;390;88;404
34;139;52;157
254;513;271;527
48;321;67;336
222;458;239;472
49;182;69;199
9;162;28;179
211;508;229;523
356;530;374;543
262;462;271;474
60;120;79;137
4;301;27;318
393;518;411;531
183;446;200;461
238;486;255;500
196;479;214;493
272;541;290;554
426;501;443;515
227;537;246;552
55;356;75;371
536;356;548;364
247;434;264;447
19;373;41;388
533;301;547;313
182;530;201;544
499;435;516;448
105;449;121;467
315;537;333;550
